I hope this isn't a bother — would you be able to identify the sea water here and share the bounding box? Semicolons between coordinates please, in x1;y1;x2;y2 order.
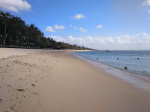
73;50;150;92
74;50;150;77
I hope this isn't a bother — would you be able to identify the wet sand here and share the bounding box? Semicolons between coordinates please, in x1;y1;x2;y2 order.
0;49;150;112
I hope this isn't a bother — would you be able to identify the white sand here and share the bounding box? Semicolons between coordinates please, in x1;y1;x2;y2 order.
0;48;46;59
0;48;150;112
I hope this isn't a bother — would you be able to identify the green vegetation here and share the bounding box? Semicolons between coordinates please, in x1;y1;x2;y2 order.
0;10;93;50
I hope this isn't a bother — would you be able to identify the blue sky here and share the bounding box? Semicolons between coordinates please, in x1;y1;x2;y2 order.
0;0;150;50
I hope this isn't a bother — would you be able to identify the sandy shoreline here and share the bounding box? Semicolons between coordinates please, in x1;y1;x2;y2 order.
0;49;150;112
73;53;150;93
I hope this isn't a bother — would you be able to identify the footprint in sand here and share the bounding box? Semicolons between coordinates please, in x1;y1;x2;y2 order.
16;89;25;92
31;84;35;86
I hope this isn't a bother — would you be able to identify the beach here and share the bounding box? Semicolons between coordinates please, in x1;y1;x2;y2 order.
0;48;150;112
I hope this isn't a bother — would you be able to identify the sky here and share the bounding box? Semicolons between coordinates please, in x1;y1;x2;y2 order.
0;0;150;50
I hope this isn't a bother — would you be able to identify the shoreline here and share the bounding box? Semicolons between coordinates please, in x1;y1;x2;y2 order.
73;52;150;93
74;50;150;77
1;49;150;112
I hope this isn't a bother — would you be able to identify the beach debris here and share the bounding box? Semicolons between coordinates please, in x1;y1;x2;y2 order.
124;66;127;69
16;89;25;92
137;58;139;59
0;99;2;103
31;84;35;86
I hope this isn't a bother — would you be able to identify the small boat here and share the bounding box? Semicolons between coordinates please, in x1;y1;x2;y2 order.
106;50;111;52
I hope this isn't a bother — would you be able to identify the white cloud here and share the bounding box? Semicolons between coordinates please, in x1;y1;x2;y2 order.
49;33;150;50
74;14;86;19
142;0;150;5
70;25;72;27
74;27;77;29
45;25;65;32
96;25;103;28
54;24;65;30
50;35;66;42
79;28;88;33
0;0;31;13
73;26;88;33
148;10;150;12
44;26;56;32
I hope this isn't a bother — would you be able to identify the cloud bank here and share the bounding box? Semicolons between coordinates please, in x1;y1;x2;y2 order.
74;14;86;19
50;35;65;42
0;0;31;13
50;33;150;50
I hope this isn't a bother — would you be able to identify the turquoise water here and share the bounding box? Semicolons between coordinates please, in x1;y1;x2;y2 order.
74;51;150;77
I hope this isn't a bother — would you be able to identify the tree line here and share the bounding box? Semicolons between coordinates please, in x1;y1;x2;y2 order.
0;10;94;50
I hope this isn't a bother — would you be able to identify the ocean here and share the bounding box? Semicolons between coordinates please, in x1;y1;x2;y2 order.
74;50;150;77
73;50;150;92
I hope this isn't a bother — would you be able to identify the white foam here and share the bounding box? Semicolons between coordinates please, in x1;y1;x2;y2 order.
73;53;150;93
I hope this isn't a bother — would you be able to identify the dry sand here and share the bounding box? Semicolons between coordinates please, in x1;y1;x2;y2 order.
0;48;150;112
